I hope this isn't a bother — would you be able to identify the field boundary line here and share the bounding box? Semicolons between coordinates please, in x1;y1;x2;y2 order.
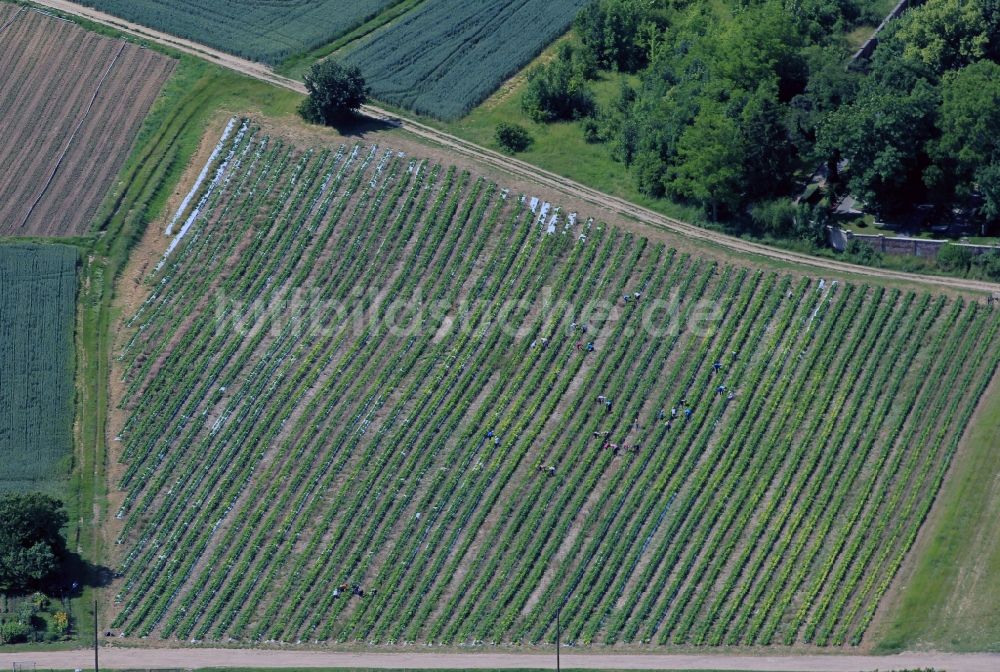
0;5;26;33
18;39;128;230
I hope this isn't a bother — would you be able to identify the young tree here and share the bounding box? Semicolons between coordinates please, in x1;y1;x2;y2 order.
495;122;533;153
299;60;369;125
0;493;68;594
521;47;596;123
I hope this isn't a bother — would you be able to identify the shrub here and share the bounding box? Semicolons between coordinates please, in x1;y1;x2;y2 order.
937;243;973;272
495;123;533;153
30;592;49;611
53;611;69;635
751;199;800;236
847;239;883;265
581;118;602;144
0;621;31;645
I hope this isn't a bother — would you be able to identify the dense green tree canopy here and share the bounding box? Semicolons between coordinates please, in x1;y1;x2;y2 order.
817;81;939;215
299;60;369;125
573;0;832;217
563;0;1000;232
813;0;1000;218
934;60;1000;195
788;49;861;158
891;0;998;74
740;84;796;199
666;101;746;220
0;493;68;594
574;0;663;72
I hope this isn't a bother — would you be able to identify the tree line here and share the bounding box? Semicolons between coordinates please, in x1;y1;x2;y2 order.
513;0;1000;241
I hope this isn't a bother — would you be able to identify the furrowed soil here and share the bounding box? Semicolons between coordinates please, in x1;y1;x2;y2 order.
0;5;173;236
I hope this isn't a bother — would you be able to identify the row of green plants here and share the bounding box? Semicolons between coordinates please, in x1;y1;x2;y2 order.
119;139;478;636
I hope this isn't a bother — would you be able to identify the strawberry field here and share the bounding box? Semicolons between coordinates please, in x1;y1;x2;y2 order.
111;120;1000;647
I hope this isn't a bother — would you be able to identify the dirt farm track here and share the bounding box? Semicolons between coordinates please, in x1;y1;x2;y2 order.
3;649;1000;671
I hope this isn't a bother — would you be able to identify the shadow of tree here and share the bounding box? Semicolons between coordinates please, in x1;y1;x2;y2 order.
325;110;400;137
51;550;114;598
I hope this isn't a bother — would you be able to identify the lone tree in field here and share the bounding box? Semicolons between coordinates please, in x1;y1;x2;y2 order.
300;60;369;125
0;493;68;594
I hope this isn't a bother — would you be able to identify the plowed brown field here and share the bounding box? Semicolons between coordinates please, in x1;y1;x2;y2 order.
0;5;173;236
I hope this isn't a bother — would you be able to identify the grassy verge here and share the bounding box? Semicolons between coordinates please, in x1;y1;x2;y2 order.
275;0;426;80
875;375;1000;652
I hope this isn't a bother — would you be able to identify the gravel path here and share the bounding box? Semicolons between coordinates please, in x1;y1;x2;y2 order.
28;0;1000;295
3;648;1000;671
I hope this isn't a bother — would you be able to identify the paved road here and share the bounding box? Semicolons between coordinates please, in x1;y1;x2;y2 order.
3;649;1000;671
26;0;1000;296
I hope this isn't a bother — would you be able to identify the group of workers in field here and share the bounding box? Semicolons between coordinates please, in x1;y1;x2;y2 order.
589;357;736;456
522;289;741;478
